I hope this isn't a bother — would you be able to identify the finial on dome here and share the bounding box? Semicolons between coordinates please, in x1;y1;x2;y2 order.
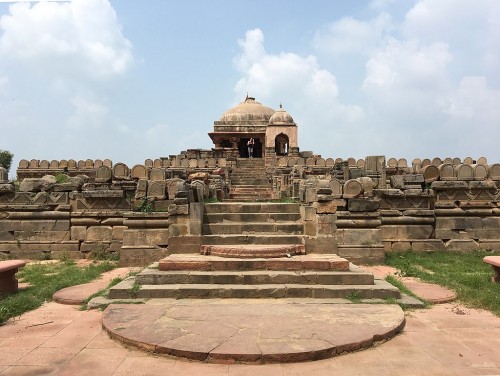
245;93;249;101
279;102;283;109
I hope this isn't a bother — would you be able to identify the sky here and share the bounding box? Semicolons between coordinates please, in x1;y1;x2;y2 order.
0;0;499;177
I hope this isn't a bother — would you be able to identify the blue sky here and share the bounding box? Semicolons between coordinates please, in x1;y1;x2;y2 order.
0;0;499;176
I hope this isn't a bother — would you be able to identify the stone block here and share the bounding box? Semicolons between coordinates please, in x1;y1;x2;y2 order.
71;226;87;241
435;217;482;230
169;224;188;237
390;175;404;189
343;179;363;198
348;199;380;212
336;228;381;245
305;188;317;203
313;236;337;253
314;201;337;214
13;230;70;241
411;240;446;251
112;226;127;240
122;229;170;247
304;221;317;236
390;241;412;251
301;205;316;221
435;229;470;240
82;190;124;198
119;247;168;267
95;165;112;183
445;239;479;250
381;225;433;240
478;240;500;251
86;226;113;242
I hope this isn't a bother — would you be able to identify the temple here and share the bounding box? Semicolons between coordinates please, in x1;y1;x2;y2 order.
208;96;298;162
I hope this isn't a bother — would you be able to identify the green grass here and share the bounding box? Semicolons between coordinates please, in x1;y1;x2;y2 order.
0;261;115;325
386;250;500;315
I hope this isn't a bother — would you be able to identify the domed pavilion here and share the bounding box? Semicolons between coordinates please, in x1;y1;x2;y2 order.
208;96;299;163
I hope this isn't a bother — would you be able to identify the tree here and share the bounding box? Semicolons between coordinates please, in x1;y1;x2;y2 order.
0;149;14;173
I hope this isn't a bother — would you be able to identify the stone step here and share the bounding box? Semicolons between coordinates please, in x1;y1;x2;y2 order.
109;279;399;300
228;193;273;200
135;269;375;286
201;234;304;246
200;244;305;258
203;212;302;223
158;254;348;271
204;202;300;214
202;223;304;235
230;186;272;191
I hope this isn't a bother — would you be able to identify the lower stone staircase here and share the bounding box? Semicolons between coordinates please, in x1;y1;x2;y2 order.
109;202;402;301
228;158;273;201
109;254;400;300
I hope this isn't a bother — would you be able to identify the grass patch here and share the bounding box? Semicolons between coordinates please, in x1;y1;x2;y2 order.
0;261;115;325
385;274;430;308
386;250;500;315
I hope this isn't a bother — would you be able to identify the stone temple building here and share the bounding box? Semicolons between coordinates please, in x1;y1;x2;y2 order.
209;96;299;162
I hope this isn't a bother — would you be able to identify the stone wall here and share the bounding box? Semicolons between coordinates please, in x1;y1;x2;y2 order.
2;153;499;265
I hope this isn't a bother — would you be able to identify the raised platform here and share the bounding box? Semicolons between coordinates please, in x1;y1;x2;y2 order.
102;299;405;364
158;253;350;271
200;244;305;258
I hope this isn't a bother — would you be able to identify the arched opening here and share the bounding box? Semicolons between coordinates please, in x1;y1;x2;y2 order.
275;134;289;156
238;138;263;158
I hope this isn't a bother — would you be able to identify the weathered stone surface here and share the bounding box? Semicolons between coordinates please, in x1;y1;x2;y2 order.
19;178;54;192
343;179;363;198
422;165;439;183
70;226;87;241
445;239;479;250
122;229;170;247
131;164;148;180
147;181;166;199
0;167;7;183
455;164;474;181
82;190;124;198
381;225;433;240
96;165;112;183
86;226;113;241
431;181;468;190
150;168;166;181
348;199;380;212
113;163;130;180
314;201;338;214
0;183;14;193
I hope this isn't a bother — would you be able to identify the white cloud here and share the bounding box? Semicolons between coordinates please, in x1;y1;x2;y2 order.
67;93;108;130
233;28;364;154
0;0;133;79
313;12;393;56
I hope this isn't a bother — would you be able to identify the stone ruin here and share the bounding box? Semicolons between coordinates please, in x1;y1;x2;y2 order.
1;96;500;266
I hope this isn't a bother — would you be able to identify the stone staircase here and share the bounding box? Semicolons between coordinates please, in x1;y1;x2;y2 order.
109;202;402;301
228;158;273;201
201;202;304;247
109;254;400;300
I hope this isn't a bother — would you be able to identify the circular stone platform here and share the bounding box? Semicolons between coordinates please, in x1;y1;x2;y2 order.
102;299;405;364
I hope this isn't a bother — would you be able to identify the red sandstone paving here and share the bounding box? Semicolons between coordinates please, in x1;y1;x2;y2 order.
2;267;500;375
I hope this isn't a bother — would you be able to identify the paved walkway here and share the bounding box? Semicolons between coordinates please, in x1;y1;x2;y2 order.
1;265;499;375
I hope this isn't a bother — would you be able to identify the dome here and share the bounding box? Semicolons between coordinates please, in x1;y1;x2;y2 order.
269;104;296;125
219;96;275;123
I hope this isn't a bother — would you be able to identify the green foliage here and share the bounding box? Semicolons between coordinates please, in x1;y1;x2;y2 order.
55;173;69;184
345;290;362;303
138;197;153;212
88;244;119;261
0;149;13;173
385;275;430;308
130;282;141;298
0;261;115;325
203;197;219;204
386;251;500;316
